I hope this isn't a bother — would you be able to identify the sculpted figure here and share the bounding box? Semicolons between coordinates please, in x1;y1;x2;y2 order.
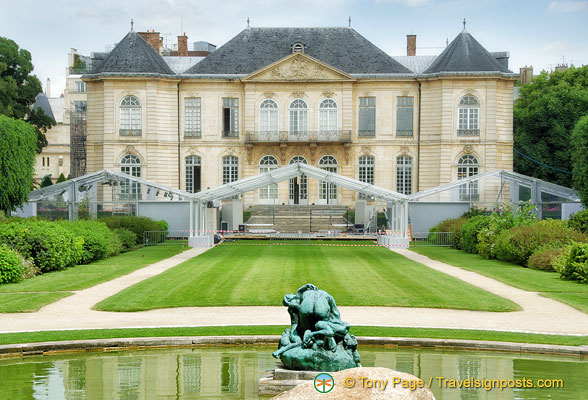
273;284;361;371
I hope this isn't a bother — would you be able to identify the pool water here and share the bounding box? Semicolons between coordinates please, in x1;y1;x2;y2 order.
1;345;586;399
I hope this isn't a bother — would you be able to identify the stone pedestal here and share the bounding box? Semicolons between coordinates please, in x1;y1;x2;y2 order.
258;362;326;397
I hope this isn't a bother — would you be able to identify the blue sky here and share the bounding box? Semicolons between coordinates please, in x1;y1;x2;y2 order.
1;0;587;96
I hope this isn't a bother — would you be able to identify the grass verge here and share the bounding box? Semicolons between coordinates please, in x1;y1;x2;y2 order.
95;241;519;312
0;326;586;347
411;247;588;314
0;245;186;313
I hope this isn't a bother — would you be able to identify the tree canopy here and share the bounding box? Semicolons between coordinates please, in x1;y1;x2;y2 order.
513;66;588;187
571;115;588;206
0;36;53;153
0;115;37;213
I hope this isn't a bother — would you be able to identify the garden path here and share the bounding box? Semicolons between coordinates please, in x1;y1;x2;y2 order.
0;247;587;336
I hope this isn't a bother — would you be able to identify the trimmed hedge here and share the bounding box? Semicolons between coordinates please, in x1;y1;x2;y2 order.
0;221;83;272
461;215;492;254
568;209;588;234
99;216;168;245
0;244;22;284
528;246;566;271
553;242;588;283
58;220;120;264
493;219;586;267
113;228;136;252
429;217;467;249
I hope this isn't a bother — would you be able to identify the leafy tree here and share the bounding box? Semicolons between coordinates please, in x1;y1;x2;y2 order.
514;66;588;186
571;115;588;206
40;174;53;188
0;37;54;153
0;115;37;213
55;173;67;183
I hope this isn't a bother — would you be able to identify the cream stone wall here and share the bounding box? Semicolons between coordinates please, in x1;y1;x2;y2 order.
34;124;70;182
85;68;515;207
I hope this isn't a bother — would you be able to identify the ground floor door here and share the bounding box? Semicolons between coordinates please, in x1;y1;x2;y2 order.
318;167;337;205
289;175;308;205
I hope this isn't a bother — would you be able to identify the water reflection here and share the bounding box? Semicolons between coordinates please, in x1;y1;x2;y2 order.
0;345;586;399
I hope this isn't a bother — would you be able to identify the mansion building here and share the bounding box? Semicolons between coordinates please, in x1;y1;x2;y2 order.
81;24;516;206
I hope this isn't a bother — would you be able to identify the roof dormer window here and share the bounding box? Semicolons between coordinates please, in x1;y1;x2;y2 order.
291;42;305;54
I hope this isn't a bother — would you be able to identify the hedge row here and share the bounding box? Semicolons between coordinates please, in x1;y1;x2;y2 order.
99;216;167;244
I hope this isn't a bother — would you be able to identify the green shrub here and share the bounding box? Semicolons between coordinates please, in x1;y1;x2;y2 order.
494;219;587;266
553;242;588;283
99;216;168;244
0;244;23;284
568;209;588;233
461;215;492;254
477;202;537;259
0;221;83;272
460;207;487;219
429;217;467;249
528;246;566;271
58;220;115;264
113;228;136;252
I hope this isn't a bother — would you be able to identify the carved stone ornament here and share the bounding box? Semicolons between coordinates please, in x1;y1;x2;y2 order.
322;90;335;98
279;143;288;164
309;143;317;163
189;146;201;155
291;91;306;98
463;145;474;154
363;91;372;97
271;57;325;80
360;145;372;156
226;146;236;156
344;143;352;163
263;92;276;99
401;90;409;97
124;145;138;155
400;145;410;155
245;144;254;163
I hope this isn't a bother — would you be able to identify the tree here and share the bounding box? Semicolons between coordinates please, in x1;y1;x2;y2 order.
40;175;53;188
514;66;588;186
571;115;588;206
55;173;67;183
0;115;37;213
0;37;54;153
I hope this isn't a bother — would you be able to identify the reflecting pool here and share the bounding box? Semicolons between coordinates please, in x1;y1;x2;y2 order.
1;345;586;399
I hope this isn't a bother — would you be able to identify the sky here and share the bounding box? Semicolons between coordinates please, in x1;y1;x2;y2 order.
1;0;587;97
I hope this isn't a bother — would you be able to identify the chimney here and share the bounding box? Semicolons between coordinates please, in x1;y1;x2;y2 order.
520;65;533;85
177;33;188;57
138;30;161;52
46;78;51;97
407;34;416;56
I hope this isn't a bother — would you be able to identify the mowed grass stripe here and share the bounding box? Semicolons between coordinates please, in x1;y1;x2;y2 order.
95;242;519;312
0;293;72;313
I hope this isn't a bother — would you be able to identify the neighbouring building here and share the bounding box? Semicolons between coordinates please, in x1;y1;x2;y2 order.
81;23;517;206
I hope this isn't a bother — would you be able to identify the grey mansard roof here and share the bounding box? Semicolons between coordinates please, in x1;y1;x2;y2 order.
185;27;412;75
424;29;510;74
91;31;174;75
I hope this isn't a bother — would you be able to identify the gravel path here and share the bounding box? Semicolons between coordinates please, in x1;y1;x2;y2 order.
1;247;587;336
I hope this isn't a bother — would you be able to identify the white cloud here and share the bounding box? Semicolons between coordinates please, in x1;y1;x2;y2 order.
374;0;431;7
549;1;587;12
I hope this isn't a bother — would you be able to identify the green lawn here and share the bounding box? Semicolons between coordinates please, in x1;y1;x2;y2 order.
411;247;588;314
95;241;519;312
0;326;586;347
0;245;186;312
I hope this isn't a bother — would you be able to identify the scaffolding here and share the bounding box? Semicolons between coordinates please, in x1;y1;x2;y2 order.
70;110;87;178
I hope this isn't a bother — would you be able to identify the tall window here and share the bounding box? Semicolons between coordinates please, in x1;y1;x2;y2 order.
359;97;375;136
259;155;279;202
396;97;413;136
185;155;201;193
259;99;278;141
319;99;338;140
75;81;86;93
120;96;141;136
458;96;479;136
289;99;308;139
222;98;239;137
396;156;413;195
120;154;141;200
185;98;201;137
457;154;479;200
318;155;338;204
358;155;375;200
222;156;238;184
289;155;308;203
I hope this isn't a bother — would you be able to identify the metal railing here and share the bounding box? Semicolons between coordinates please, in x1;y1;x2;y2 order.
245;130;352;143
411;232;454;246
457;129;480;137
143;230;188;246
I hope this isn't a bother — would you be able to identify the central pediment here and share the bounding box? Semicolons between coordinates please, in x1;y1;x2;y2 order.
242;53;355;82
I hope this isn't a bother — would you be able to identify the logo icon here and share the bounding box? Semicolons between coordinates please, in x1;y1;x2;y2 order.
314;373;334;393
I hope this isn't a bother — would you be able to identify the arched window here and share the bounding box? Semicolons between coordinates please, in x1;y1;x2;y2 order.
222;156;238;184
319;99;338;140
185;155;201;193
289;99;308;139
457;154;479;200
457;95;479;136
289;156;308;203
120;154;141;199
259;156;279;202
120;96;141;136
259;99;278;141
396;156;412;195
318;155;338;204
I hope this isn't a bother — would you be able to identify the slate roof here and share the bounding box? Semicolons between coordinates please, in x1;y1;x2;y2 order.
424;29;510;74
162;56;205;74
392;56;437;74
91;31;174;75
34;94;55;121
185;27;411;75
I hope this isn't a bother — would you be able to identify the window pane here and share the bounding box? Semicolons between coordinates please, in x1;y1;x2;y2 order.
359;97;375;136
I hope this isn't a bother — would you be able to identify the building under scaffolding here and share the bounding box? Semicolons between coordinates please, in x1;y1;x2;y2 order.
70;109;87;178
